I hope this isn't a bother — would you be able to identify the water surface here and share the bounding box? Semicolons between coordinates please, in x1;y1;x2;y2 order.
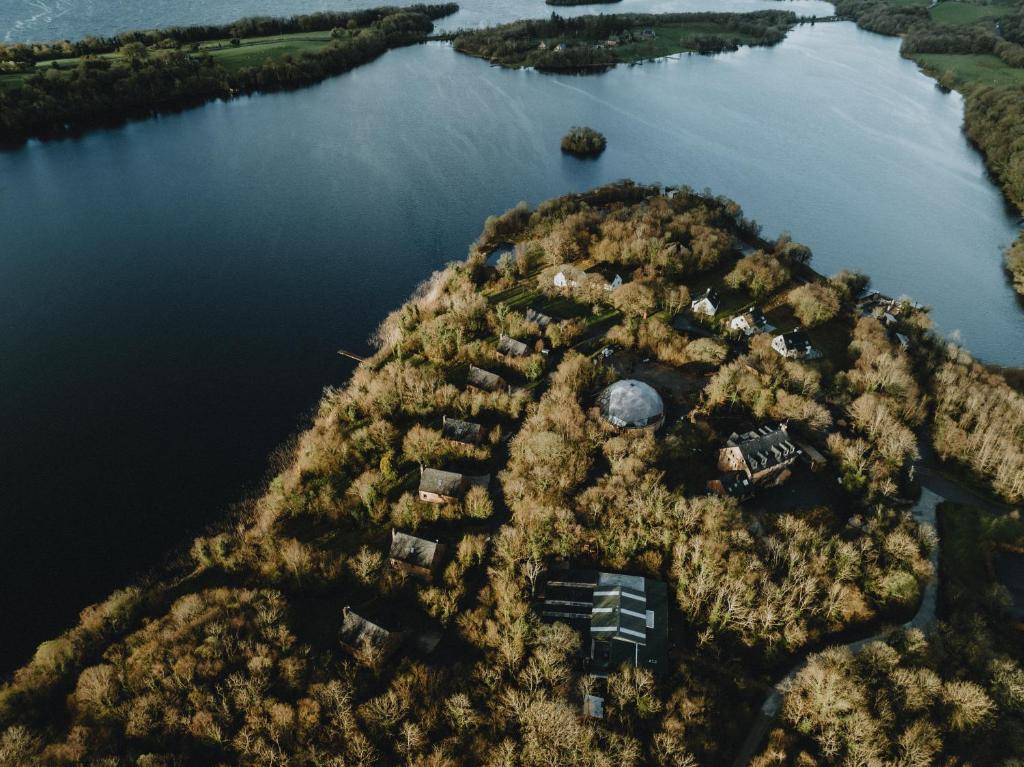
0;0;833;41
1;20;1021;671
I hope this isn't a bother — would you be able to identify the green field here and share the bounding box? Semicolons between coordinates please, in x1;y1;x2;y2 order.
197;31;334;72
0;29;337;88
607;21;776;62
930;1;1016;26
915;52;1024;86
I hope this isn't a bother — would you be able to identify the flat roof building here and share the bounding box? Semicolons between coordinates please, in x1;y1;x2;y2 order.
538;569;668;676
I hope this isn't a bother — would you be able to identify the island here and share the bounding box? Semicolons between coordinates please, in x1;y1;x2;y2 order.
832;0;1024;295
0;4;458;146
452;10;795;73
0;180;1020;766
561;125;607;157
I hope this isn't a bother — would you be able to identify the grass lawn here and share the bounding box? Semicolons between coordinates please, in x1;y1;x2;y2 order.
0;73;25;91
609;21;776;62
914;53;1024;87
930;1;1015;25
200;31;333;73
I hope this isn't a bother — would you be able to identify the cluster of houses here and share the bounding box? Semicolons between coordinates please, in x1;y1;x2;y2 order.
537;27;656;53
857;288;913;349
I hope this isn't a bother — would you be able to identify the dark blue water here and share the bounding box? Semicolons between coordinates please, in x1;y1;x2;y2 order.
1;19;1021;671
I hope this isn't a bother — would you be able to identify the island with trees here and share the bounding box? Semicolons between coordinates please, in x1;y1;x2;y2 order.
547;0;622;6
0;4;458;146
0;180;1020;765
832;0;1024;298
452;10;795;73
561;125;607;157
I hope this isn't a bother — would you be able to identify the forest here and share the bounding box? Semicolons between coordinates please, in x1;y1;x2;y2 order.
0;181;1020;766
0;4;458;145
561;126;607;157
451;11;795;72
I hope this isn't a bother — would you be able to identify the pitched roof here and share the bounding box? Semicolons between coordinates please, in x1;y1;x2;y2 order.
340;609;395;649
716;471;753;497
525;307;553;327
695;288;720;308
419;468;465;497
727;424;800;473
441;416;483;444
497;335;529;357
390;530;443;569
419;468;489;498
467;365;504;392
776;330;813;352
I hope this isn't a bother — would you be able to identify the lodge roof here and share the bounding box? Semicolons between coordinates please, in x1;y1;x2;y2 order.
467;365;504;392
776;330;813;352
441;416;483;444
695;288;721;308
418;468;489;498
340;609;395;650
726;424;800;473
390;530;443;570
497;335;529;357
525;307;554;327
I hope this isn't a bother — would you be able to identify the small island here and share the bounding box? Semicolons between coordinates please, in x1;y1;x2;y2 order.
453;10;795;73
546;0;622;5
561;125;607;157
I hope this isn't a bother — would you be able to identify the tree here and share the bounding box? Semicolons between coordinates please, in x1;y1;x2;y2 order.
119;41;149;62
788;282;840;327
610;282;656;319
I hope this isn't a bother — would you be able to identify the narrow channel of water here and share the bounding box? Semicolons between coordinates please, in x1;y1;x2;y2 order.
0;19;1020;672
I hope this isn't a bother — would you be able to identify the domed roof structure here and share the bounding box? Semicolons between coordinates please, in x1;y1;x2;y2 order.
598;379;665;431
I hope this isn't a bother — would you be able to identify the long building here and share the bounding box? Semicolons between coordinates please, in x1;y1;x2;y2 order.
537;569;668;676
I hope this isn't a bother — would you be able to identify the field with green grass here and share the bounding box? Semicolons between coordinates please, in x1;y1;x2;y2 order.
198;31;334;72
915;52;1024;86
930;1;1016;25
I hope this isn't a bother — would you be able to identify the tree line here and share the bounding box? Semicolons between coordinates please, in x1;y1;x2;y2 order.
0;5;458;146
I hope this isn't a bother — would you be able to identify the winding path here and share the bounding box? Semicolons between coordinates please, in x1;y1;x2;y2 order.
729;486;945;767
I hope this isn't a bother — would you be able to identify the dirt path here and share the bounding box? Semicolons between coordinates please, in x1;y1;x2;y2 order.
729;487;944;767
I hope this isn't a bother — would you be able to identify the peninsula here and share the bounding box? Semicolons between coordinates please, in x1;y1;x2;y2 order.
452;10;795;72
1;181;1020;766
0;4;458;145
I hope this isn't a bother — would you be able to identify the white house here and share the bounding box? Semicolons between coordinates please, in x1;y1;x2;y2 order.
771;330;820;360
729;307;774;336
691;288;721;317
552;264;586;290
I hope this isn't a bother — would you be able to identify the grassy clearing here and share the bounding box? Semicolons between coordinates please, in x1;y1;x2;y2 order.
607;21;774;62
930;1;1015;25
915;52;1024;86
199;31;334;72
0;74;24;91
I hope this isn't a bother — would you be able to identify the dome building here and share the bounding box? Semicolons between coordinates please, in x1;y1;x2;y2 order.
597;379;665;432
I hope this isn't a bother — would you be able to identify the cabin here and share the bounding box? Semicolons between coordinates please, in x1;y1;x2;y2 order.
339;608;403;661
525;307;553;327
497;334;529;358
707;470;754;500
389;530;446;580
729;307;774;337
771;330;821;360
691;288;721;317
418;468;489;504
538;569;668;677
441;415;484;445
894;332;910;350
554;43;568;53
795;440;828;471
640;27;656;39
467;365;505;393
717;424;801;486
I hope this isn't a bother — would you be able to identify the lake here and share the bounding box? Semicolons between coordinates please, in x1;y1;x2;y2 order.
1;11;1022;671
1;0;833;42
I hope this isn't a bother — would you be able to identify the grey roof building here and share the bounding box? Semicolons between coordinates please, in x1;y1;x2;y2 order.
771;330;821;360
597;379;665;431
339;608;402;660
538;570;668;676
418;468;490;503
441;416;484;445
525;307;554;327
718;424;801;483
389;530;446;580
497;334;530;357
467;365;505;393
